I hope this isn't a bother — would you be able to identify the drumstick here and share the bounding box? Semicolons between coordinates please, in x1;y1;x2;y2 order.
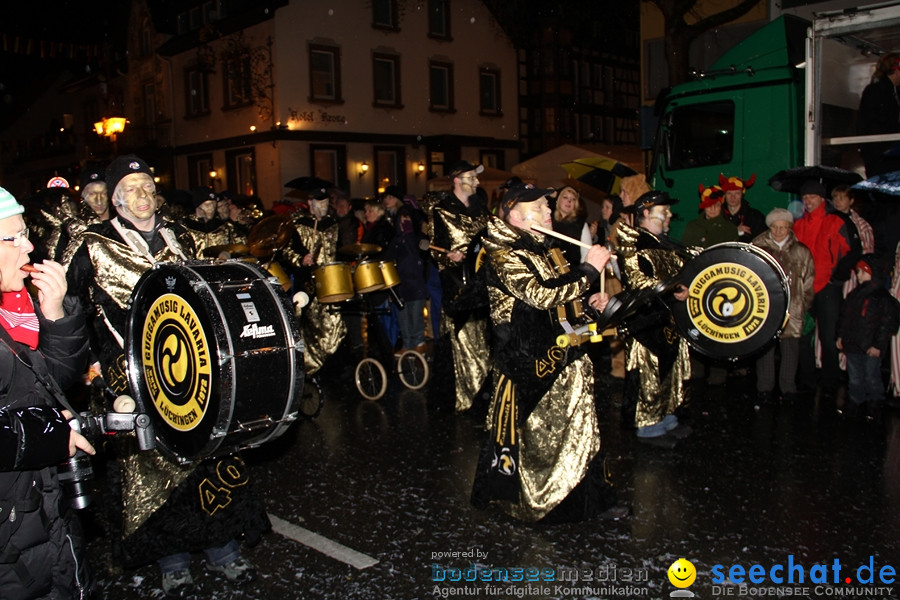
532;225;592;250
420;239;449;254
532;225;610;294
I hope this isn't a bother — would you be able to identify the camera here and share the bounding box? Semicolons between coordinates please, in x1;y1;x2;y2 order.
58;410;156;509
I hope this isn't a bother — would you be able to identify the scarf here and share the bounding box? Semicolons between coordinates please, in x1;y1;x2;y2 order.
0;290;39;349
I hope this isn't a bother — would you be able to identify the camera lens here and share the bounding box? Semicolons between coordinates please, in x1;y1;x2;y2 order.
58;451;94;510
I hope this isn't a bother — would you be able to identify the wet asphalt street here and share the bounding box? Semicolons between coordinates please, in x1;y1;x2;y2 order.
84;342;900;600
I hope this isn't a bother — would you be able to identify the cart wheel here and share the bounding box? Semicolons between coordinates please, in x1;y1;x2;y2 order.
397;350;430;390
355;357;388;400
299;376;324;418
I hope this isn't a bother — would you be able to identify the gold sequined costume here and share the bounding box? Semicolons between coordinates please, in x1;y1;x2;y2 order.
470;218;616;522
181;217;246;257
280;213;347;374
426;192;491;412
63;216;268;567
617;221;691;428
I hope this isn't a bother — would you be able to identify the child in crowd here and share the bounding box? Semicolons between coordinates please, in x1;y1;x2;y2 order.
836;254;900;421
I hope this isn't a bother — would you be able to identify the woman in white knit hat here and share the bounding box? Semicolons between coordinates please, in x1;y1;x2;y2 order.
752;207;815;404
0;186;96;598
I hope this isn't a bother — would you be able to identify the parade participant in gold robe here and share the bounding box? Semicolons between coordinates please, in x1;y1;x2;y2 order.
425;161;491;412
617;191;693;442
279;189;347;374
471;182;626;522
181;187;246;256
63;155;265;597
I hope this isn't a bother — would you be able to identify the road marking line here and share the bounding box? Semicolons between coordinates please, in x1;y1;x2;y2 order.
268;514;379;570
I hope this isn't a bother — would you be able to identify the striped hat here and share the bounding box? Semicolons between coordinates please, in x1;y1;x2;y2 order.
0;187;24;221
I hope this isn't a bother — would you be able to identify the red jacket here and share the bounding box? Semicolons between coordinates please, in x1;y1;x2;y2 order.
793;203;859;293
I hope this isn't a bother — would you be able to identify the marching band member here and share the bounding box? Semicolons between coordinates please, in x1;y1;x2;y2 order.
181;186;246;256
425;160;491;412
63;155;265;598
470;182;626;522
279;182;347;374
617;191;692;444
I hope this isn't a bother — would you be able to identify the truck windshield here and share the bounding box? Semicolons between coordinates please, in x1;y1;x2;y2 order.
666;101;735;170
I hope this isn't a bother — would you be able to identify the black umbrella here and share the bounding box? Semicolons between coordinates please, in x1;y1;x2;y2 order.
284;176;334;199
767;165;862;195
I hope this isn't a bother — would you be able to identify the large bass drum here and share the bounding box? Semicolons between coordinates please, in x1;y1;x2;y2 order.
671;242;789;359
125;260;304;462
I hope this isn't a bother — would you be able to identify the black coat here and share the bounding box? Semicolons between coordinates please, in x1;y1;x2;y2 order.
838;281;900;355
0;299;91;600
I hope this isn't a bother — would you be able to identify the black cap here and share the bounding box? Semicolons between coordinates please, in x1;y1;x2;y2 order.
191;186;218;209
383;185;403;199
631;190;677;213
500;182;555;217
501;176;523;190
106;154;153;196
799;179;826;197
448;160;484;179
79;165;105;190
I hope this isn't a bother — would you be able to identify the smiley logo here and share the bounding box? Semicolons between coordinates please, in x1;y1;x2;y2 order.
668;558;696;588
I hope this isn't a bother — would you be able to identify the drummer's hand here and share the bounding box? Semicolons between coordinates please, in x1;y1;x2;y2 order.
588;292;609;312
301;253;314;267
447;250;464;263
673;284;689;302
584;245;610;273
30;260;67;321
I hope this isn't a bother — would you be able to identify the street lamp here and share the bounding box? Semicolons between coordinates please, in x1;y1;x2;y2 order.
94;116;127;153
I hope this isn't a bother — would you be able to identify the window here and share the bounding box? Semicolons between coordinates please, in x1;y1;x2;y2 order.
311;145;347;190
664;101;735;171
187;154;214;189
427;0;450;39
373;54;401;108
223;53;253;108
140;18;153;58
227;148;257;197
429;61;453;112
144;83;157;140
309;45;341;102
372;0;398;30
374;146;405;194
479;68;501;116
185;67;210;117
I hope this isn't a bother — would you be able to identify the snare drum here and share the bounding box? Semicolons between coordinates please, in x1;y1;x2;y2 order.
379;260;400;289
125;260;304;462
313;262;354;303
354;260;385;294
672;242;789;359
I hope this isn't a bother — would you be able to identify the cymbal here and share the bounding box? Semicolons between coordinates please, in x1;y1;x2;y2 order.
248;214;294;258
338;243;382;256
202;243;251;258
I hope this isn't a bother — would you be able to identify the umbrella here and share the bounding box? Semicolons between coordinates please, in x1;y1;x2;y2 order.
284;176;334;199
561;157;638;196
852;170;900;198
767;165;862;195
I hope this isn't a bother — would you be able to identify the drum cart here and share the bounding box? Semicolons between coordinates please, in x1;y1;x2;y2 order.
315;244;430;401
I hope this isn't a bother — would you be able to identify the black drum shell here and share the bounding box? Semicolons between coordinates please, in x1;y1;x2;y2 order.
125;260;304;462
672;242;789;360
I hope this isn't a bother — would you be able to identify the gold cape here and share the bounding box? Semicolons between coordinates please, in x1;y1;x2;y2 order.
281;214;346;374
478;218;600;521
618;222;691;427
428;195;491;412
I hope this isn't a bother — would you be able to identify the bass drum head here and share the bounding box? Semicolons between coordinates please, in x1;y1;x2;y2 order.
125;260;303;461
672;242;789;359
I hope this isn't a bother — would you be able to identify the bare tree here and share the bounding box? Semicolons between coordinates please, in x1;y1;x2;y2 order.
646;0;763;86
